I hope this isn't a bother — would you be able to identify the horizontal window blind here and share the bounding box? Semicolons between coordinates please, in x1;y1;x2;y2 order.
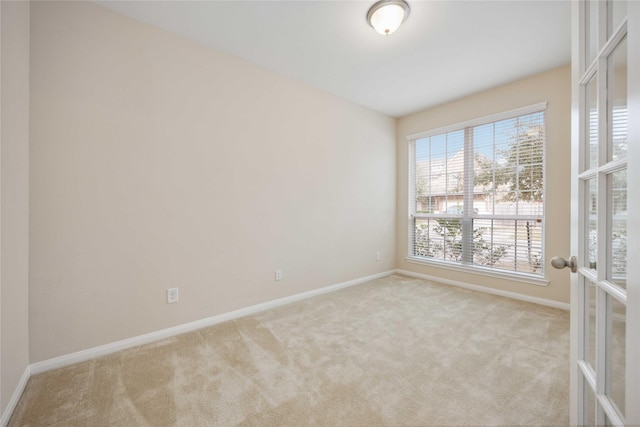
409;108;545;276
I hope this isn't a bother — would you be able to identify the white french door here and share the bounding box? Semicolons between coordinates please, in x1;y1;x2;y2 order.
565;0;639;425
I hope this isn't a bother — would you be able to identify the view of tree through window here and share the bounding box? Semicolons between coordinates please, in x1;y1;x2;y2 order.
409;108;545;276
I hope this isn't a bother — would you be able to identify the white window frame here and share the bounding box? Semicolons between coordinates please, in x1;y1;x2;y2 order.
407;102;548;285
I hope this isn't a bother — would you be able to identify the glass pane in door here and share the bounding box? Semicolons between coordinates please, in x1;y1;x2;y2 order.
585;380;597;427
586;76;599;170
609;36;627;161
587;282;597;369
587;0;600;66
586;178;598;269
607;295;626;417
606;414;616;426
609;169;627;288
608;0;627;37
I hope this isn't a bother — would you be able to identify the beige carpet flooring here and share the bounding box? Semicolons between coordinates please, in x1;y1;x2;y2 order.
10;274;570;426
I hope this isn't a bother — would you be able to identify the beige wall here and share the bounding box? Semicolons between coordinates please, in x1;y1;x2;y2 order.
1;0;30;413
396;65;572;304
29;1;396;362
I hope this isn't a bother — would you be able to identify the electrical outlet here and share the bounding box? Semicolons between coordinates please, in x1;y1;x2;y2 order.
376;251;381;261
167;288;179;304
275;269;282;281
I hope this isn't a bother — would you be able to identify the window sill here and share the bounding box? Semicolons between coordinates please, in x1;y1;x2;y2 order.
404;257;550;287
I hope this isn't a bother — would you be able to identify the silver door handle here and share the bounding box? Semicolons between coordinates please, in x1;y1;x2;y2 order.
551;256;577;273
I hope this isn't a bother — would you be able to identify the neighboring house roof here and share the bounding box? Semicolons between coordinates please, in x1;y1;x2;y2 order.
416;149;486;197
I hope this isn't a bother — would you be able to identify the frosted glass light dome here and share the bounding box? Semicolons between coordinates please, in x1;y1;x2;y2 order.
367;0;410;36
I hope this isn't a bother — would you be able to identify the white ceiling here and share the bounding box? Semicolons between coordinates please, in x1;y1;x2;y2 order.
94;0;572;118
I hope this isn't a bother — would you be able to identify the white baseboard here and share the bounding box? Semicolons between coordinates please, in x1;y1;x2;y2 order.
1;366;30;427
30;269;396;376
395;269;570;311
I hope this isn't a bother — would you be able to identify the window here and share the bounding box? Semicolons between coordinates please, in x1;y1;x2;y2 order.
408;103;546;277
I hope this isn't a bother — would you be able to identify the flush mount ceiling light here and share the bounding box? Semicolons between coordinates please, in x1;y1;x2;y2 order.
367;0;410;36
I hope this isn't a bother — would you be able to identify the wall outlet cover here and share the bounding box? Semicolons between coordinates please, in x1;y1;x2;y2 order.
167;288;179;304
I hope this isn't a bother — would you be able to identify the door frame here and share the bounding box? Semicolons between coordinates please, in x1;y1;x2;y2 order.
625;0;639;424
570;1;639;425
